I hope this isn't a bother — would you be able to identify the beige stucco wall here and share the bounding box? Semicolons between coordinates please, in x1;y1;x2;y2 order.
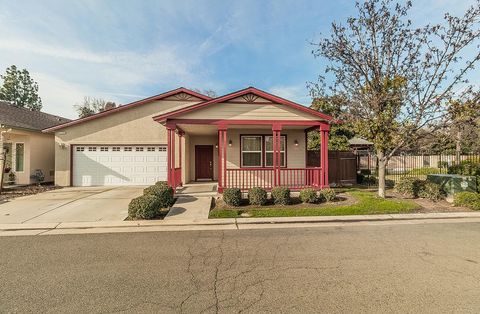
2;129;55;185
178;102;319;121
53;100;194;186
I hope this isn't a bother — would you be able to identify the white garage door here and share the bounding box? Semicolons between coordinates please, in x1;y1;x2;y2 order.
73;145;167;186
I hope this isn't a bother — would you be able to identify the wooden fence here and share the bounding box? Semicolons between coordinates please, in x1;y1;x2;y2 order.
307;150;357;186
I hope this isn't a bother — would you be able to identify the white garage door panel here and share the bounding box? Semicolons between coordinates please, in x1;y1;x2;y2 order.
73;145;168;186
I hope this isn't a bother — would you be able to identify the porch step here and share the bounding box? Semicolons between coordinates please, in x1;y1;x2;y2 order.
164;196;212;222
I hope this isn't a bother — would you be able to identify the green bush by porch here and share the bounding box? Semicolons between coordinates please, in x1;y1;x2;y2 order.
210;190;419;218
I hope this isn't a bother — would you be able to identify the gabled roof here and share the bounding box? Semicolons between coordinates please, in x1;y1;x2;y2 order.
0;101;70;131
152;87;334;122
348;137;373;146
43;87;211;132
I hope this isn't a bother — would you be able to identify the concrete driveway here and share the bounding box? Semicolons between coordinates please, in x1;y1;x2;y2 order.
0;186;144;224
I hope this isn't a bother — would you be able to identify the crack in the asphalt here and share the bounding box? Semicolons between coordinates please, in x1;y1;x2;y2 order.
179;237;201;314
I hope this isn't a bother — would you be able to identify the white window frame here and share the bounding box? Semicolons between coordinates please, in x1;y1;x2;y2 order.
241;136;263;168
264;136;286;167
14;142;25;173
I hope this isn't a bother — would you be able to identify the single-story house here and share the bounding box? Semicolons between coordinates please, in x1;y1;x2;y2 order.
1;101;70;185
43;87;334;192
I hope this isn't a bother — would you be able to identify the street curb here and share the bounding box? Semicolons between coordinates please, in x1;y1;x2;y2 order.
1;212;480;232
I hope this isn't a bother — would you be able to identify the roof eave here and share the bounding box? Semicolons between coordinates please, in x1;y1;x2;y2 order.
152;87;335;122
43;87;212;133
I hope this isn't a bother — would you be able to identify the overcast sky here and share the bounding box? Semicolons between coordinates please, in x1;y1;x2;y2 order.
0;0;477;119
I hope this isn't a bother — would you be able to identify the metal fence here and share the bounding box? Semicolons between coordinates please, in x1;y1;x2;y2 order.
357;151;480;186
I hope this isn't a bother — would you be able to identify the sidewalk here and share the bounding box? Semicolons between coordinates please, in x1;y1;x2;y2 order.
2;211;480;236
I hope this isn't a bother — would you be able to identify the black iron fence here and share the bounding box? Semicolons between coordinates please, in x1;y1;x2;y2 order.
356;151;480;186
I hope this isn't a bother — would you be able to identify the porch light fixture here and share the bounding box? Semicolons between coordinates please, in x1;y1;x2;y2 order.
294;139;299;146
215;143;218;149
228;140;232;147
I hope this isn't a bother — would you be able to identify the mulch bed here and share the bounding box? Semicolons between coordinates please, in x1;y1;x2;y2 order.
0;184;61;202
388;191;473;213
214;192;357;211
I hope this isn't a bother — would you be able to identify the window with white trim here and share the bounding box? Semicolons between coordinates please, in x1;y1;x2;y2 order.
159;147;167;152
112;147;120;152
265;136;286;167
15;143;24;172
147;147;155;152
88;147;97;152
124;147;132;152
135;147;144;152
76;147;85;152
241;136;262;167
100;147;108;152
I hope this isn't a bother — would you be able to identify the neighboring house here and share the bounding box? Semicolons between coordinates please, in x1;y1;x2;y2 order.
0;101;70;185
44;87;334;192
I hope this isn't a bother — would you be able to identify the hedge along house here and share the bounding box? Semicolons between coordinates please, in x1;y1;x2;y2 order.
44;87;333;192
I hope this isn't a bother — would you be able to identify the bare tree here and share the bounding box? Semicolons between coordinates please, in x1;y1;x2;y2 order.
74;97;115;118
193;88;217;98
447;92;480;160
310;0;480;197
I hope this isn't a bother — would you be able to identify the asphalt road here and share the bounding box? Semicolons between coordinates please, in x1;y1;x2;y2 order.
1;221;480;313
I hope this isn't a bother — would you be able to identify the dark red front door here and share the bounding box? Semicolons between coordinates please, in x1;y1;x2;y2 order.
195;145;214;180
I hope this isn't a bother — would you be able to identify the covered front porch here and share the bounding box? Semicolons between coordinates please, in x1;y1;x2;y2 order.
164;120;330;193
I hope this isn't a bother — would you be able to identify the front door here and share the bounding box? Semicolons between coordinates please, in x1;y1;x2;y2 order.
195;145;213;181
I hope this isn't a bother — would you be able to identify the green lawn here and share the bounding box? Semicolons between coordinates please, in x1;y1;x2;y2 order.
209;190;420;218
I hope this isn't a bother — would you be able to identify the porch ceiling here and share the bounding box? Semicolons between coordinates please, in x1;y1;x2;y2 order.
177;123;310;135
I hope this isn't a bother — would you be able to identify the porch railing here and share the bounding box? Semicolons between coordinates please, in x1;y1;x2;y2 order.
224;167;322;190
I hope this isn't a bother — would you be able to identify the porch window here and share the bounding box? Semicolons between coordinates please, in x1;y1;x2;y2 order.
15;143;24;172
241;136;262;167
265;136;286;167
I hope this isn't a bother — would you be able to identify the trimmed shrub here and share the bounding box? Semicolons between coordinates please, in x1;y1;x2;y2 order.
395;177;421;197
319;188;336;202
248;187;268;206
143;184;175;208
418;181;444;201
271;187;291;205
128;194;162;219
223;188;242;206
453;192;480;210
448;160;480;177
155;181;169;187
299;188;318;204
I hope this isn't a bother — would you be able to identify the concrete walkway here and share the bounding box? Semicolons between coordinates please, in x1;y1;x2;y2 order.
164;182;217;222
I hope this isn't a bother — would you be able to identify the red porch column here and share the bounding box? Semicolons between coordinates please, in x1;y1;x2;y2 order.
166;123;176;188
178;131;184;187
217;125;227;193
272;124;282;186
320;124;330;188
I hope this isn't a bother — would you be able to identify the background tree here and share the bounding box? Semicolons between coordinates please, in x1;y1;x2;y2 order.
0;65;42;111
74;97;115;118
308;95;354;151
193;88;217;98
447;93;480;159
310;0;480;197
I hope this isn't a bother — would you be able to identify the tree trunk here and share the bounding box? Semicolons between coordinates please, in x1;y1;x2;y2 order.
377;150;387;198
0;132;5;194
455;129;462;164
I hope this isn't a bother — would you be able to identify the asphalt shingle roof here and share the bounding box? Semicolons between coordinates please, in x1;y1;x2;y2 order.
0;101;70;131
